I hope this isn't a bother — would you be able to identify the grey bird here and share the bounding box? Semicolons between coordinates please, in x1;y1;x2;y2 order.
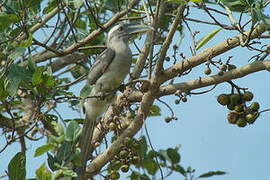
78;23;152;179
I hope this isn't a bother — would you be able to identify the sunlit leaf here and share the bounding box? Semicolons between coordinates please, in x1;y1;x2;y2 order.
196;28;222;50
19;34;33;47
34;144;54;157
32;66;45;85
36;163;52;180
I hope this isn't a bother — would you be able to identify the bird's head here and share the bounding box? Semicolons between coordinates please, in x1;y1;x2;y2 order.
106;23;153;46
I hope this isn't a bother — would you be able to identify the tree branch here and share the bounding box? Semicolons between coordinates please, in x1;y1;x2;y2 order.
85;89;156;178
31;0;140;64
17;6;64;42
159;60;270;96
162;23;268;82
155;4;186;76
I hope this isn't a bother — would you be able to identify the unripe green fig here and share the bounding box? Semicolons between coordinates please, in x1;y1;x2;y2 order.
131;156;140;165
234;105;244;112
119;150;129;159
250;102;260;111
217;94;230;106
243;91;254;101
230;94;241;105
237;118;247;127
245;113;259;124
227;103;235;111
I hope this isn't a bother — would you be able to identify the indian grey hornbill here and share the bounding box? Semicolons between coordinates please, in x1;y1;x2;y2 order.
78;23;153;179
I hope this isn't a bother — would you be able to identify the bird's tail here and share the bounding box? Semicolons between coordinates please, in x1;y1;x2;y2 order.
78;113;97;180
77;91;116;179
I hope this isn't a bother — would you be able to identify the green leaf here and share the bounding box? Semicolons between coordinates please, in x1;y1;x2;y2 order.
47;153;59;171
32;66;45;85
167;148;181;164
196;28;222;50
138;136;148;157
36;163;52;180
8;152;26;180
74;19;87;30
19;34;33;47
172;164;186;176
5;64;32;96
198;171;227;178
56;141;73;161
148;105;161;116
65;121;81;142
34;144;54;157
27;57;37;72
0;79;9;100
130;172;150;180
220;0;254;12
43;0;58;14
44;75;55;87
0;13;19;31
9;47;26;60
142;159;158;175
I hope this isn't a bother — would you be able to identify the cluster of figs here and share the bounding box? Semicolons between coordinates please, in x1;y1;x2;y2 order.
107;137;141;180
217;91;260;127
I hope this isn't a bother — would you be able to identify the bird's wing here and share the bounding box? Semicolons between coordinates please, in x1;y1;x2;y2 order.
87;48;115;85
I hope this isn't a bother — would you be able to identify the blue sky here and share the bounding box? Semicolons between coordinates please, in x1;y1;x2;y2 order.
1;2;270;180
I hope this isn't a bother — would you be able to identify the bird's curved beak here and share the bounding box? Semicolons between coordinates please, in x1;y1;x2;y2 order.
125;23;154;36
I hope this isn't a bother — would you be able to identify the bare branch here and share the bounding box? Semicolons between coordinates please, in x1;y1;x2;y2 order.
162;23;268;82
159;60;270;96
154;4;186;77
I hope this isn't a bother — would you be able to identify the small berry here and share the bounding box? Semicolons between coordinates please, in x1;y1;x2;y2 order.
250;102;260;111
243;91;254;101
204;67;211;75
181;97;187;102
120;164;130;173
217;94;230;106
237;118;247;127
227;112;239;124
245;113;259;124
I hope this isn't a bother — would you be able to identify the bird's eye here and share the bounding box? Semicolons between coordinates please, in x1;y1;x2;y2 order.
118;26;124;31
